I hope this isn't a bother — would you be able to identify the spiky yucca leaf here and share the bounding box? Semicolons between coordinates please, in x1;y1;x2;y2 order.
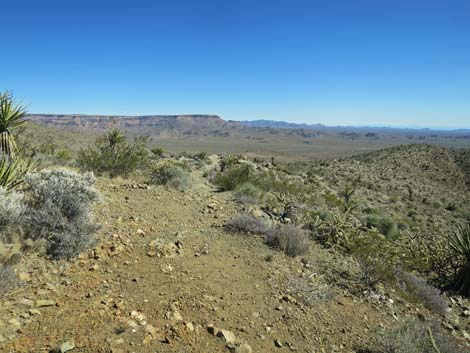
449;223;470;296
0;157;36;190
449;224;470;260
0;92;28;158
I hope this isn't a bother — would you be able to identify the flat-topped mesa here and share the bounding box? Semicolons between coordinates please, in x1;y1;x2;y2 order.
27;114;227;130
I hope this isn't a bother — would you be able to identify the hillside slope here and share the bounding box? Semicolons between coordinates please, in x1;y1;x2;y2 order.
1;145;470;352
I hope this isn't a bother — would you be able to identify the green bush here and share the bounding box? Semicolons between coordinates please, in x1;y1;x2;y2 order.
77;129;150;178
214;164;254;191
234;182;262;204
149;162;192;191
350;229;397;287
361;214;400;240
151;147;165;158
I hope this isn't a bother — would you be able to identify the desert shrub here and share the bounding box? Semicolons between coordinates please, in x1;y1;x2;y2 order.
214;164;254;191
445;203;457;212
55;148;73;162
234;182;262;204
22;168;101;259
309;210;364;248
362;214;400;240
370;319;465;353
350;230;397;287
322;191;343;209
447;223;470;296
0;264;21;296
219;155;241;171
0;187;24;235
339;183;358;212
224;214;271;235
194;151;209;161
149;162;192;191
266;225;310;257
77;130;150;178
252;169;287;193
151;147;165;158
397;270;448;315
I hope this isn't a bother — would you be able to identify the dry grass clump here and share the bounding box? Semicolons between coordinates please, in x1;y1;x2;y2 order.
224;214;271;235
0;264;21;297
397;270;448;316
225;215;310;256
266;225;310;257
369;319;465;353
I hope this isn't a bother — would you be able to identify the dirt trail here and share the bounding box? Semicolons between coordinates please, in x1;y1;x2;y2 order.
1;170;395;353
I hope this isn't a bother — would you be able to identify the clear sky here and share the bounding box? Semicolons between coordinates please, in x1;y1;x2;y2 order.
1;0;469;128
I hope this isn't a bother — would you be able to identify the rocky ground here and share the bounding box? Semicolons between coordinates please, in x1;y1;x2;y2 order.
1;165;469;353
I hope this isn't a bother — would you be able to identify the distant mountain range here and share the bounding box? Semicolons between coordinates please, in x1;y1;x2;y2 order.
28;114;229;130
27;114;470;141
238;119;470;135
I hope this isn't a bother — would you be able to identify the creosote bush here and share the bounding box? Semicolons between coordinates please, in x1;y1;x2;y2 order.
350;230;398;288
266;225;310;257
361;214;400;240
149;161;192;191
77;129;151;178
214;163;254;191
22;168;101;259
234;182;262;204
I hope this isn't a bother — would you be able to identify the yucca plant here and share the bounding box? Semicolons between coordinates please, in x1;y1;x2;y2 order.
449;223;470;296
0;157;36;190
0;92;28;158
102;128;125;151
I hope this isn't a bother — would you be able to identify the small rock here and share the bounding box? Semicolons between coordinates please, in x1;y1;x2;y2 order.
463;331;470;340
274;339;283;348
60;340;75;352
229;343;252;353
207;324;217;335
18;272;31;281
216;329;236;345
185;322;194;332
17;298;34;308
29;309;41;316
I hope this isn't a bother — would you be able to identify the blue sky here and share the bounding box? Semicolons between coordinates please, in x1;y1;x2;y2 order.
1;0;469;128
